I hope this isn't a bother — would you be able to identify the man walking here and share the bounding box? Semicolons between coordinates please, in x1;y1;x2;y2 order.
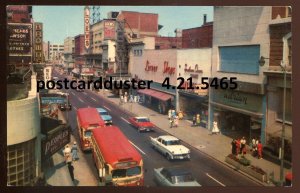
67;162;75;182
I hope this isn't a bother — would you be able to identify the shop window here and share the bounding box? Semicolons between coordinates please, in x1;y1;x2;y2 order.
219;45;260;74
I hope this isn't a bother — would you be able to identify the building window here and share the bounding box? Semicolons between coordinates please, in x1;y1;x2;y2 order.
219;45;260;74
7;139;36;186
282;32;292;67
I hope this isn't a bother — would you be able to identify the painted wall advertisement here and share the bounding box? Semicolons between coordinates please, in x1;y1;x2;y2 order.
104;20;116;40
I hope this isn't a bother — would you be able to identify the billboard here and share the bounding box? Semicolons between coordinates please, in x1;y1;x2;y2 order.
41;125;70;160
8;23;32;56
104;20;116;40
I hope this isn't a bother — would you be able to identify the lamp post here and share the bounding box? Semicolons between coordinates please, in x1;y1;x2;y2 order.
259;56;287;186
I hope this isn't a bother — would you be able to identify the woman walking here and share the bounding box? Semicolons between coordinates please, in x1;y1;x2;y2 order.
72;141;79;161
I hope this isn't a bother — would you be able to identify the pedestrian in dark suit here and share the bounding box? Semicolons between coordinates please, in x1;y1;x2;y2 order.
67;162;75;181
231;139;237;155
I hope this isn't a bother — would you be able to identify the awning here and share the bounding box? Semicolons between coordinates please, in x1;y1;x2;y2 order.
138;89;173;101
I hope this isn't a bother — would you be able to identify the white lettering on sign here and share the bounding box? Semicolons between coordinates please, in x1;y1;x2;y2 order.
84;7;90;49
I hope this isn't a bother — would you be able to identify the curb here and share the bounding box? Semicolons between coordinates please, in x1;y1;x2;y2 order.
93;90;272;186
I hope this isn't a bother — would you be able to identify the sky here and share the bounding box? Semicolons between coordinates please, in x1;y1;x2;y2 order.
32;6;213;44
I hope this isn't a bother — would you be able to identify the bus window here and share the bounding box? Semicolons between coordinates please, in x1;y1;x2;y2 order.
84;130;92;137
127;166;141;177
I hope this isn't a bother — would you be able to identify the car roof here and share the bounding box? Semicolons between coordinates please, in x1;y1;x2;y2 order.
96;108;107;112
135;116;149;119
158;135;179;141
162;167;192;177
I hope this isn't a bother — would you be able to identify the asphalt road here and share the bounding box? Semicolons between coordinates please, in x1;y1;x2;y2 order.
54;70;260;186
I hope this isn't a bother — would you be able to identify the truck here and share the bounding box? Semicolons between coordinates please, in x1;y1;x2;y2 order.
150;135;190;161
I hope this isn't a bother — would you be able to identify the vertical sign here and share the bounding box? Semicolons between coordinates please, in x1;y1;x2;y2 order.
44;66;52;89
84;6;90;50
33;22;43;63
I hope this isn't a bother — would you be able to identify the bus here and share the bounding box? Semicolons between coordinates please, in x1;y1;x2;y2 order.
91;126;144;186
77;108;105;151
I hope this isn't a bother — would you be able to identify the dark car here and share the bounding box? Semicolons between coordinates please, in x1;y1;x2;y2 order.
58;103;72;111
154;166;201;186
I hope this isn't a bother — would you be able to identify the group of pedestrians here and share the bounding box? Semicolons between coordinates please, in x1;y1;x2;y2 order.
251;137;263;159
63;141;79;182
168;109;183;128
231;137;263;159
192;114;201;127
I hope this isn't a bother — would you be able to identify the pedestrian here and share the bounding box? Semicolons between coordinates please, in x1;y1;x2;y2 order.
169;117;174;128
171;109;176;119
251;137;256;152
235;138;241;156
178;110;184;120
72;141;79;161
158;104;162;114
257;140;263;159
196;114;201;126
63;144;72;164
231;139;237;155
174;116;179;127
192;115;196;127
67;162;75;181
212;121;220;134
168;109;172;120
240;137;247;156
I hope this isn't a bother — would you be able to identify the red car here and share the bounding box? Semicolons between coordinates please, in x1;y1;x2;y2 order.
128;117;155;132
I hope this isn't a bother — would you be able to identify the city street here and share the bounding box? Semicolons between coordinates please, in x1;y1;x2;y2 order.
54;70;260;186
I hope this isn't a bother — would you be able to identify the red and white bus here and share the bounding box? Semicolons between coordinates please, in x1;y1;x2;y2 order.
91;126;144;186
77;107;105;151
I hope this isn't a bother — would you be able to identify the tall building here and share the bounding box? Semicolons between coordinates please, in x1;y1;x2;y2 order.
63;37;75;73
49;44;64;64
43;41;50;62
209;6;272;144
6;5;42;186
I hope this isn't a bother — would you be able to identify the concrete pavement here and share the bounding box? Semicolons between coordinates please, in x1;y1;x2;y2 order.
95;89;292;186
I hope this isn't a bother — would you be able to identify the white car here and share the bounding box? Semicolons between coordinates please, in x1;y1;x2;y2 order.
150;135;190;160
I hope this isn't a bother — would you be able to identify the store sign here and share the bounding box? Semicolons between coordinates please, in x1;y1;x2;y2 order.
184;64;203;73
41;126;70;160
44;66;52;83
145;60;158;72
212;89;263;113
163;61;175;75
104;20;116;40
84;6;90;49
8;23;32;56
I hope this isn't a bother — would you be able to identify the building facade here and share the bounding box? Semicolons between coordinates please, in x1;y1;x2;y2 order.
6;5;42;186
49;44;64;64
63;37;75;73
264;6;292;162
209;6;272;144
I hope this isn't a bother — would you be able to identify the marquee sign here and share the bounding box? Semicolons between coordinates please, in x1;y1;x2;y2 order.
84;6;90;49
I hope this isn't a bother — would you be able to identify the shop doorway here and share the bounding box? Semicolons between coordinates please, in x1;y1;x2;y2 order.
216;110;251;141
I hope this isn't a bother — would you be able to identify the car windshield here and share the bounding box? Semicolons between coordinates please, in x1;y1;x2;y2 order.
112;166;141;178
172;174;194;184
100;111;109;116
84;130;92;138
166;140;180;145
137;118;150;122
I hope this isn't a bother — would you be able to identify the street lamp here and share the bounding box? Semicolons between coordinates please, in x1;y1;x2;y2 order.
259;56;287;186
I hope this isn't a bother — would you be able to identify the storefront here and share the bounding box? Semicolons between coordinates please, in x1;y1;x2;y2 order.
209;88;266;143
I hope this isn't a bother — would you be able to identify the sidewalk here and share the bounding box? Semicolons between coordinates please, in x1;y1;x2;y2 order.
44;134;99;186
96;90;291;186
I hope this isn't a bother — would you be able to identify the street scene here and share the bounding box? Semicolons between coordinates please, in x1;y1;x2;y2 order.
7;6;292;187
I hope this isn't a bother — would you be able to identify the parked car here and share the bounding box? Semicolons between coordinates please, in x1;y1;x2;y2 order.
154;166;201;186
128;116;155;132
96;108;112;125
150;135;190;160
